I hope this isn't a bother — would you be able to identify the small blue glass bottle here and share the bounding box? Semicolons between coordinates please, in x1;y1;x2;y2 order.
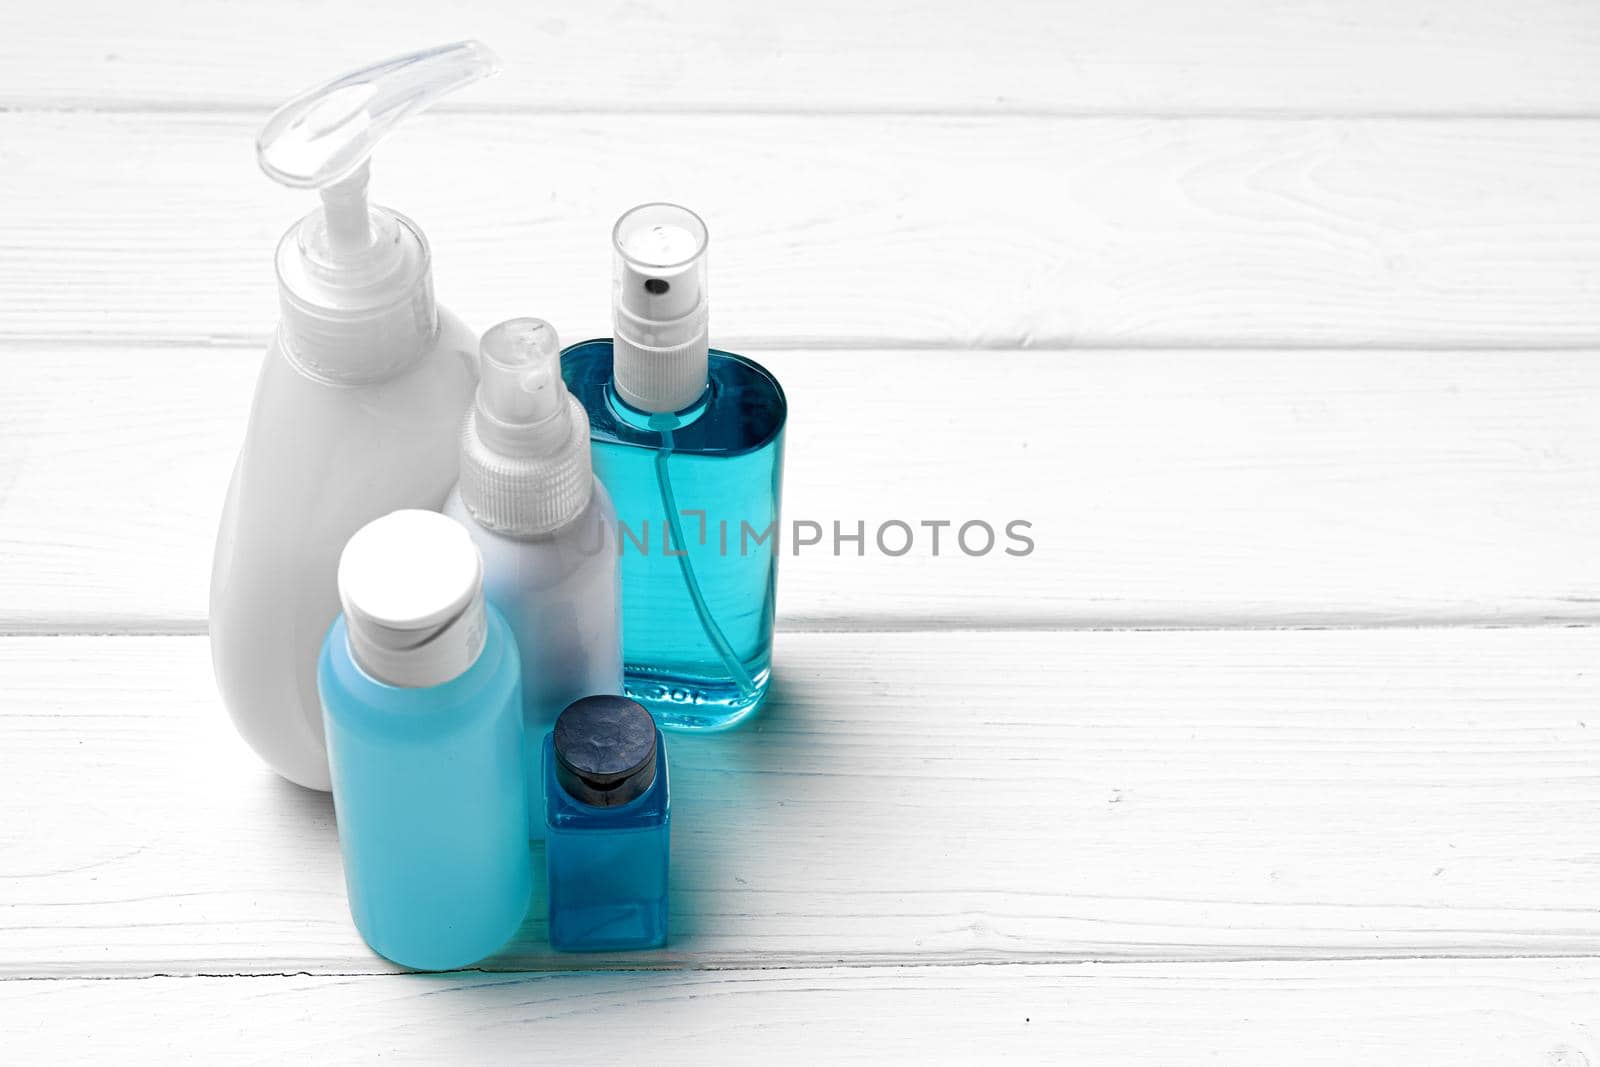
544;695;670;951
562;204;786;731
318;510;531;971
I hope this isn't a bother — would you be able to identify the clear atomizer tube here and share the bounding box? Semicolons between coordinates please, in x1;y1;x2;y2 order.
561;204;788;731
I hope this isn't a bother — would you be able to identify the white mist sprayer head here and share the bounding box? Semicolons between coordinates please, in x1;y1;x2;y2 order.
257;41;500;381
611;203;711;413
480;319;566;435
459;319;595;537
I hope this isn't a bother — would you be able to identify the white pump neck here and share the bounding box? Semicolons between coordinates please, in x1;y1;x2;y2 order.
319;162;374;258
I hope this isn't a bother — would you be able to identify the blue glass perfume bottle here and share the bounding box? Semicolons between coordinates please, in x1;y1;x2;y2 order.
561;204;786;731
544;695;670;951
317;510;531;971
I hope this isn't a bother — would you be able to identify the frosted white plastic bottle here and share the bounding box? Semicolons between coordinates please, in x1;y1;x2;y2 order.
211;42;500;790
443;318;622;831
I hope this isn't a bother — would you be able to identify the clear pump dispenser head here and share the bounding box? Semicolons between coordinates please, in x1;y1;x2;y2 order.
257;41;500;382
459;319;595;537
611;203;711;413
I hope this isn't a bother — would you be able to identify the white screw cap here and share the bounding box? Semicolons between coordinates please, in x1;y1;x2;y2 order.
337;509;488;688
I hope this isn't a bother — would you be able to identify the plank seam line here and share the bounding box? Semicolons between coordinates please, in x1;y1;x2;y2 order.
6;102;1600;121
3;619;1596;638
8;951;1600;983
8;336;1600;354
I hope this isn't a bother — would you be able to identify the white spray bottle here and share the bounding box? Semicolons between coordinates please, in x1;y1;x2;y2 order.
443;319;622;832
211;42;499;790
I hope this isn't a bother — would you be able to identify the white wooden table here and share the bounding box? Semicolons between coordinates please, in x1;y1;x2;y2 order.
3;3;1599;1061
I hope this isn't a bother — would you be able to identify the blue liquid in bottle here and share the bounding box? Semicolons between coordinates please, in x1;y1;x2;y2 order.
544;695;670;951
563;340;785;730
318;510;531;971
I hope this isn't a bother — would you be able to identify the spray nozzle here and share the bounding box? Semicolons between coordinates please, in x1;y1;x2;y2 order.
257;40;500;260
614;203;709;331
610;203;712;413
479;318;568;430
460;319;595;536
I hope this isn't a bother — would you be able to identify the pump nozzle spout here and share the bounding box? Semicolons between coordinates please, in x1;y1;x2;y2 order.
258;41;499;261
260;41;499;381
257;40;500;192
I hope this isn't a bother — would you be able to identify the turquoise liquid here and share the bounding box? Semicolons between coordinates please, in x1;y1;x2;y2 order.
317;608;531;971
543;729;671;951
562;340;786;731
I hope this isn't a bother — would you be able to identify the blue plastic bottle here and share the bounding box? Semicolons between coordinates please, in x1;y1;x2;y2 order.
318;509;531;971
544;695;670;951
562;204;786;731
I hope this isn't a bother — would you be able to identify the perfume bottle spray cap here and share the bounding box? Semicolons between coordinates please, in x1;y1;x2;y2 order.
458;318;595;537
257;41;500;382
337;510;488;688
553;696;659;807
610;203;711;413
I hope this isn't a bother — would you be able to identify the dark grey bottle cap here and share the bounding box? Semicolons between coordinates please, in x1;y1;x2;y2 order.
553;695;658;807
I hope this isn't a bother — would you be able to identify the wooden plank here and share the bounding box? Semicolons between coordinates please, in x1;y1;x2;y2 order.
3;629;1598;977
4;960;1599;1065
3;346;1597;633
6;1;1600;116
1;115;1598;349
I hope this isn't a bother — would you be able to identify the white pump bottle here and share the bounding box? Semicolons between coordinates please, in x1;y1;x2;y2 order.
443;319;622;832
211;42;499;791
